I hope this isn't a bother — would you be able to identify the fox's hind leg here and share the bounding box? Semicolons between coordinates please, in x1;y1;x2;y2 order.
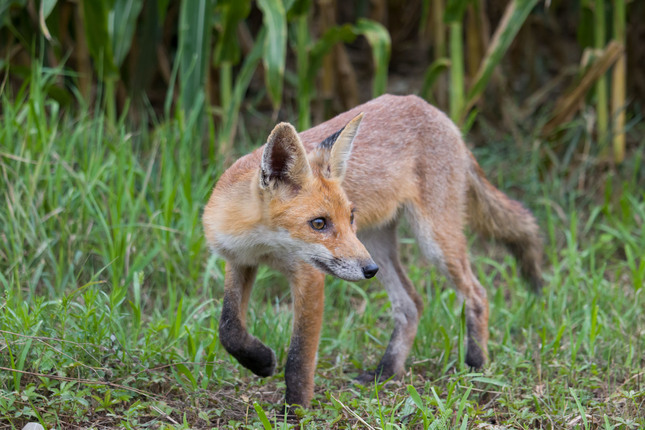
407;206;490;368
219;263;277;377
355;222;424;384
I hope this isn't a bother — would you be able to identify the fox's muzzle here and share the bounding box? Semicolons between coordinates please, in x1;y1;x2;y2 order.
310;256;378;282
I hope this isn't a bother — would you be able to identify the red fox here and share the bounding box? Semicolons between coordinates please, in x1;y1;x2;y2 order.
203;94;542;408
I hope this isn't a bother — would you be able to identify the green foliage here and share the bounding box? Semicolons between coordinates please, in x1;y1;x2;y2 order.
80;0;119;78
218;28;267;153
292;18;390;130
257;0;288;111
79;0;143;78
1;66;644;428
431;0;540;124
178;0;213;128
465;0;539;116
355;18;391;98
443;0;469;23
213;0;251;66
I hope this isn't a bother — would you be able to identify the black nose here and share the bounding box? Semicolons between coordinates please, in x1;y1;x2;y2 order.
362;263;379;279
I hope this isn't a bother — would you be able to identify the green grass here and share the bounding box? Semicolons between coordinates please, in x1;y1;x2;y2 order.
1;72;644;429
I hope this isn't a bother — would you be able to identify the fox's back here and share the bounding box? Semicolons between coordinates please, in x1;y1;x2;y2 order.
299;94;470;229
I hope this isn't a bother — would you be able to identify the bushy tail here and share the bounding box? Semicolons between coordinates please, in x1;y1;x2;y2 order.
466;153;543;292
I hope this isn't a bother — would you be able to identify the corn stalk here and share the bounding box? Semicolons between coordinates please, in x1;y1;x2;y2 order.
594;0;609;143
464;0;538;121
611;0;626;163
444;0;468;123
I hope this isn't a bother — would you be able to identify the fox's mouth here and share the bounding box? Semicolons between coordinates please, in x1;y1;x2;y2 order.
310;257;336;275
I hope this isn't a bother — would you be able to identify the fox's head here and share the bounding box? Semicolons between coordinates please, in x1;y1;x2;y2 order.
258;113;378;281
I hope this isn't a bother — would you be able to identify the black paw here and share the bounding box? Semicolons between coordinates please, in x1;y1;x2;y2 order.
237;341;277;377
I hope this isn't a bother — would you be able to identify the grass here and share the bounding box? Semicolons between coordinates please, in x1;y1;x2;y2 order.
1;71;644;429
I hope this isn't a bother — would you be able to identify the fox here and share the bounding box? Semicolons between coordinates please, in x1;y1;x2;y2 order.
203;94;542;409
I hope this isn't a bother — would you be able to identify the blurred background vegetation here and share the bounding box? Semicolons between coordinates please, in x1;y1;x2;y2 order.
1;0;642;162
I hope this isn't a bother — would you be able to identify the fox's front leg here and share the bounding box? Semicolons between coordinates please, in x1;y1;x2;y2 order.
284;265;325;408
219;263;276;377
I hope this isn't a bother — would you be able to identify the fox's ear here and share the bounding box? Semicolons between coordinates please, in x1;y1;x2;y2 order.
318;113;363;181
260;122;311;190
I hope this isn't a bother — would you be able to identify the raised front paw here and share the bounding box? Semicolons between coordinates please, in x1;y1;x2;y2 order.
238;340;277;377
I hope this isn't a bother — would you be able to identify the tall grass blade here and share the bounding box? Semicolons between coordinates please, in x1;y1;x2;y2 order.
253;402;273;430
570;388;590;429
15;338;33;391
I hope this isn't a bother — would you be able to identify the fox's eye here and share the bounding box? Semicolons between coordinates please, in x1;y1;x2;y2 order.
350;212;354;225
310;218;327;231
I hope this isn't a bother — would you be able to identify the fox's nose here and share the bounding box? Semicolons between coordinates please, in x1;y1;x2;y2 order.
362;263;379;279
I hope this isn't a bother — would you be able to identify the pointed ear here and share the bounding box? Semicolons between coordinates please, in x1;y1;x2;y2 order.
260;122;312;189
323;113;363;181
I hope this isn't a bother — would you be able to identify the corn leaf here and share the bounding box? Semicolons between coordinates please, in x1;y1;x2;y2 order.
81;0;118;78
219;28;267;152
354;18;391;97
257;0;287;111
178;0;213;121
38;0;57;41
444;0;469;23
288;0;311;16
465;0;538;115
214;0;251;65
307;24;356;88
421;57;450;102
0;0;27;25
157;0;170;22
109;0;144;67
